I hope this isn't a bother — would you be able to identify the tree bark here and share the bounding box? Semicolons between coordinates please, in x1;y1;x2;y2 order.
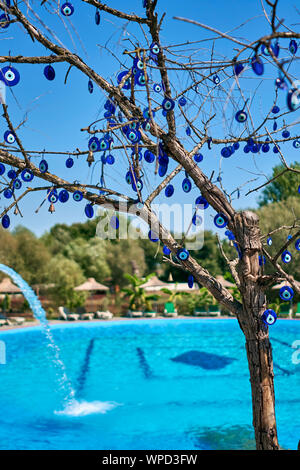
235;210;279;450
244;324;279;449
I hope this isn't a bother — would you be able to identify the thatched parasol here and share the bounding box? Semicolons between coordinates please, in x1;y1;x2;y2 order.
74;277;109;292
0;277;22;294
141;276;169;291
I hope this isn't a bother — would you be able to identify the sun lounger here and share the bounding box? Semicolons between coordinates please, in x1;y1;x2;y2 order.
208;305;221;317
164;302;178;317
126;311;143;318
76;307;94;320
0;317;24;326
58;306;80;321
95;310;114;320
81;313;94;320
0;314;12;326
10;317;25;325
194;308;208;316
143;311;156;318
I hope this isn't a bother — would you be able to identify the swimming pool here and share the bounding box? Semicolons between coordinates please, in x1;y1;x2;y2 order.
0;318;299;450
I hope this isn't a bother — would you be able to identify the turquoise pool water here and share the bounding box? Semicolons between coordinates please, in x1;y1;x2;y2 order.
0;318;299;450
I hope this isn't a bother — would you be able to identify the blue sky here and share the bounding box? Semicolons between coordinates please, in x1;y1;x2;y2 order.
0;0;299;236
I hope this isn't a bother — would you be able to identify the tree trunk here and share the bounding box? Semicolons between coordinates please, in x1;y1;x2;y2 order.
244;324;279;449
234;211;279;450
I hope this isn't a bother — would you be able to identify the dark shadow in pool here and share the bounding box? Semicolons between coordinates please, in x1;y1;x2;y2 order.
136;347;153;379
171;350;235;370
29;417;84;434
188;424;255;450
77;338;95;396
272;336;292;348
273;362;292;375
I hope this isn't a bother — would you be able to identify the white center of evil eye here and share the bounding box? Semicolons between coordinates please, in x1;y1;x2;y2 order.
90;143;98;151
267;238;272;246
213;75;220;84
126;175;131;183
179;252;187;260
7;134;15;143
128;132;136;141
154;84;161;92
23;171;31;180
236;111;247;122
284;253;291;262
216;217;225;226
136;182;142;190
267;314;275;324
5;70;15;81
291;90;300;109
145;122;151;131
151;44;160;54
138;75;146;84
63;6;71;15
165;101;172;110
183;183;189;191
262;45;271;56
50;194;57;202
294;140;300;148
14;180;21;189
283;291;291;299
137;60;144;70
100;141;107;149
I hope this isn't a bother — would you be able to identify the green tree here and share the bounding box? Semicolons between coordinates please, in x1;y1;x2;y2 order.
138;238;162;275
122;273;159;311
166;288;214;315
257;196;300;280
47;255;87;310
41;224;74;255
0;227;18;273
13;226;51;284
258;162;300;206
41;219;99;254
0;226;51;285
162;231;228;283
160;287;190;307
1;294;11;313
193;287;214;309
63;237;111;282
106;239;146;288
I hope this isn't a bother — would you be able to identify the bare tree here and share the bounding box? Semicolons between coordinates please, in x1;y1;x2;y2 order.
0;0;300;450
